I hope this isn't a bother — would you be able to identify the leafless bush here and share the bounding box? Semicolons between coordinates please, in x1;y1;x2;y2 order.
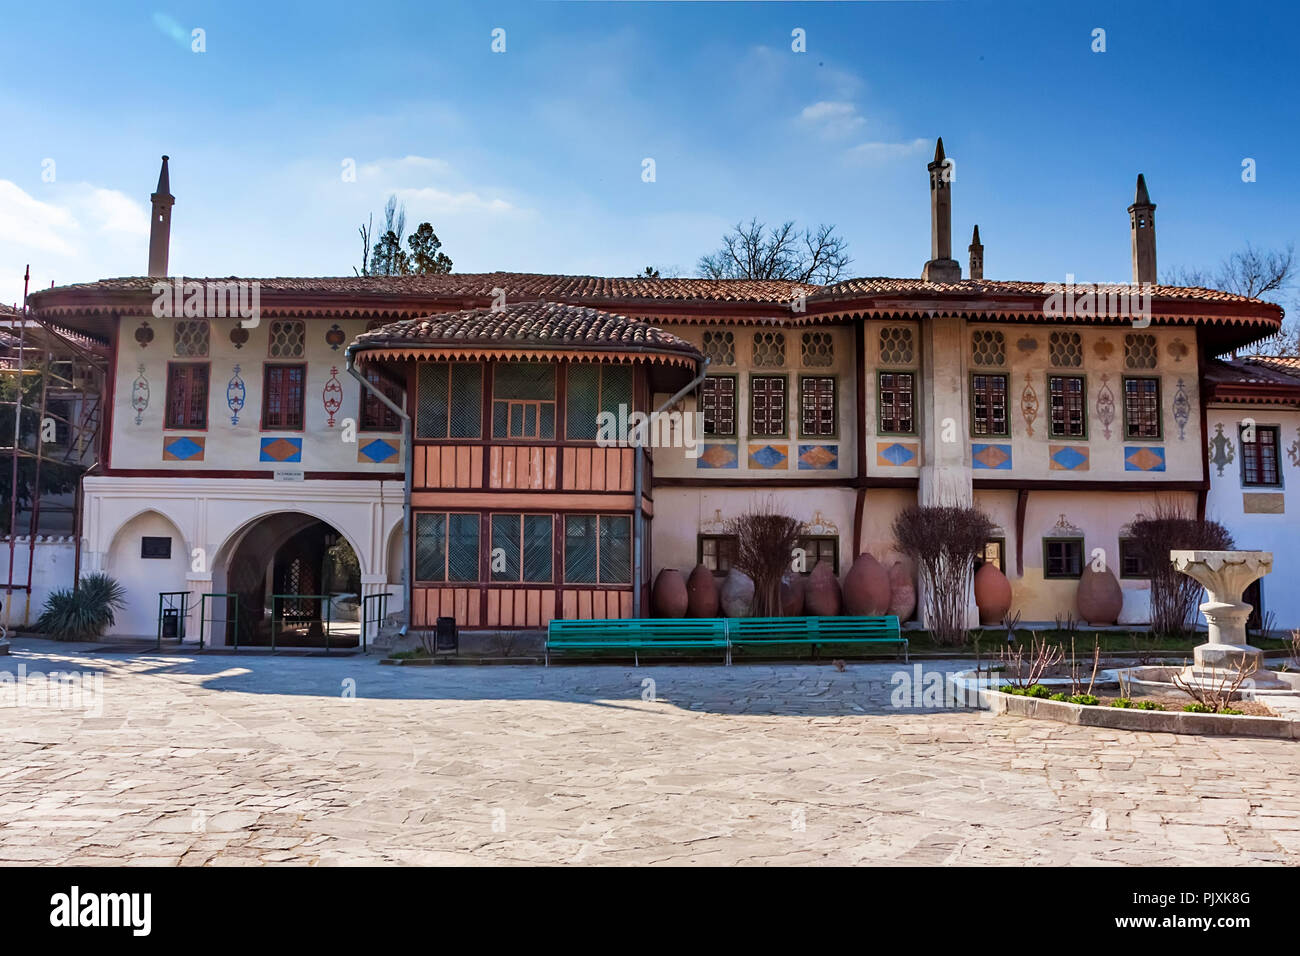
1290;629;1300;669
1170;656;1259;713
1068;636;1102;697
999;633;1064;690
1129;502;1233;637
725;498;804;618
893;505;996;646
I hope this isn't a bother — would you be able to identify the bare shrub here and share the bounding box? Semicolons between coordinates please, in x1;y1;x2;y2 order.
1068;636;1102;697
999;633;1064;690
1170;656;1259;713
725;498;804;618
1129;502;1233;637
893;505;996;646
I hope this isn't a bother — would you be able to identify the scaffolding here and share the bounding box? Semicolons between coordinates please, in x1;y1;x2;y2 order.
1;266;109;628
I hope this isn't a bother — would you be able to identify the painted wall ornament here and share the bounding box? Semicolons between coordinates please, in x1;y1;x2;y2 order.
325;323;346;350
1052;513;1084;536
1092;337;1115;361
1168;338;1190;362
1289;427;1300;467
134;321;154;348
1020;372;1039;436
226;365;246;425
130;364;149;424
1096;374;1116;439
1208;423;1235;476
1172;378;1190;440
1015;334;1038;355
322;366;343;426
229;324;249;349
802;510;839;536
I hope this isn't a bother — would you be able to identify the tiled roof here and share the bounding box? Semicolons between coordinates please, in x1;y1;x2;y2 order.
1245;354;1300;376
29;272;814;305
812;276;1273;305
354;300;702;361
1203;356;1300;403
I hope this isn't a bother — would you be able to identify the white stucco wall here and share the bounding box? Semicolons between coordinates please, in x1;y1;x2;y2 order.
0;537;78;628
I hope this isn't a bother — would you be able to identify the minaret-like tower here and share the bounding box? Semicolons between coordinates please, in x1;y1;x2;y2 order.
968;224;984;281
148;155;174;278
922;138;961;282
1128;173;1156;285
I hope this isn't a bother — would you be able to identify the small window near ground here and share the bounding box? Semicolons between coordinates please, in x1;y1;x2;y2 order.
698;534;738;574
1044;538;1083;579
975;539;1005;572
796;535;838;575
1118;538;1149;579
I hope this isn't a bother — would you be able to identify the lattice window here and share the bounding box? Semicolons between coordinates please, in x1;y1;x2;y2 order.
417;362;482;439
750;376;786;436
751;331;786;368
1048;375;1087;438
1241;425;1281;487
971;374;1009;436
800;376;836;437
801;331;834;367
262;364;305;430
702;330;735;367
971;329;1005;366
268;320;306;358
879;327;915;365
414;512;480;583
491;362;555;439
360;366;403;431
564;514;631;585
490;513;553;583
1122;376;1161;439
878;372;915;433
1125;333;1158;369
165;362;209;429
173;320;209;357
566;363;633;440
1049;330;1083;368
700;376;736;436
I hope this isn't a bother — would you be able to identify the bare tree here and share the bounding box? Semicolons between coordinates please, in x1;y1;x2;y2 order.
1165;242;1296;354
697;218;851;284
354;213;373;276
724;498;803;618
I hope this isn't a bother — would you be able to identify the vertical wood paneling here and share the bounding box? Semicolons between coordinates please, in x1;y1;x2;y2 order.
470;446;484;488
487;589;500;626
514;590;526;625
529;447;544;489
562;447;575;488
590;449;606;490
542;591;556;625
544;448;557;489
579;590;593;620
526;590;540;627
620;449;635;491
619;591;633;618
562;590;577;619
440;448;456;487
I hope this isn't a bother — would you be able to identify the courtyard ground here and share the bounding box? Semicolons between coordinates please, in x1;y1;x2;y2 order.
0;639;1297;865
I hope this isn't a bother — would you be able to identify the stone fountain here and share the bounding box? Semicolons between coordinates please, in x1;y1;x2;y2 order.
1122;550;1300;697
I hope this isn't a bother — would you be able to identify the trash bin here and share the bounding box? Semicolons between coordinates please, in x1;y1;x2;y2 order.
162;608;179;639
435;616;458;652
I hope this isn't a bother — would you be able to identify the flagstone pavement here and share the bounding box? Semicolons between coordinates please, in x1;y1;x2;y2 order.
0;639;1297;866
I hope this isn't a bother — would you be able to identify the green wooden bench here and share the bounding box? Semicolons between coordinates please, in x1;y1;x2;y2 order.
546;618;730;666
727;615;906;661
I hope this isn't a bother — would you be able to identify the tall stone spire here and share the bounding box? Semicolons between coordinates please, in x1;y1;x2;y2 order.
148;155;174;278
922;138;961;283
968;224;983;281
1128;173;1156;285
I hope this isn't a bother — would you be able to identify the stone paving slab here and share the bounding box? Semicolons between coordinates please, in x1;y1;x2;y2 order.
0;639;1296;865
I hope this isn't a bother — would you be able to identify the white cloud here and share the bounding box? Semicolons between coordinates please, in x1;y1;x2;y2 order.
845;138;930;164
394;186;516;216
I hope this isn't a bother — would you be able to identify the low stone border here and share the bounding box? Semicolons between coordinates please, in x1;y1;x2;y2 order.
983;687;1300;739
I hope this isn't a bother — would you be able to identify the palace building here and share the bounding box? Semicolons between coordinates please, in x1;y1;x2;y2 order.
22;143;1295;643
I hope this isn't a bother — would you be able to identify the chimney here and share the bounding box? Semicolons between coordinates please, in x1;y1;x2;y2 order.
1128;173;1156;285
148;155;174;278
968;224;984;281
922;137;961;283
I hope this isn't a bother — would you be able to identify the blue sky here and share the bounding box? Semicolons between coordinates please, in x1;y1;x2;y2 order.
1;0;1296;307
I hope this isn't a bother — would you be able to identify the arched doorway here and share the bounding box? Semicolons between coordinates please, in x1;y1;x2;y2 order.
216;512;362;647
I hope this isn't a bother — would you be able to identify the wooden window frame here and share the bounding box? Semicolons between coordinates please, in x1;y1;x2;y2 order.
140;536;173;560
563;513;632;586
1122;375;1162;441
164;361;210;431
489;512;555;584
877;370;917;436
261;363;307;431
492;363;557;441
1118;537;1150;580
413;511;481;585
359;365;403;432
798;374;837;439
697;534;738;575
1047;374;1088;440
1240;424;1282;488
700;374;737;438
975;537;1006;573
796;535;839;575
564;363;633;442
1042;537;1084;580
969;373;1010;438
749;374;788;438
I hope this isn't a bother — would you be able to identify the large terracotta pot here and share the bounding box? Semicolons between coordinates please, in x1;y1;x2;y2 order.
719;569;755;618
780;573;806;617
843;554;891;616
804;561;842;617
973;562;1012;625
888;560;917;621
652;568;688;618
685;564;720;618
1076;564;1123;625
